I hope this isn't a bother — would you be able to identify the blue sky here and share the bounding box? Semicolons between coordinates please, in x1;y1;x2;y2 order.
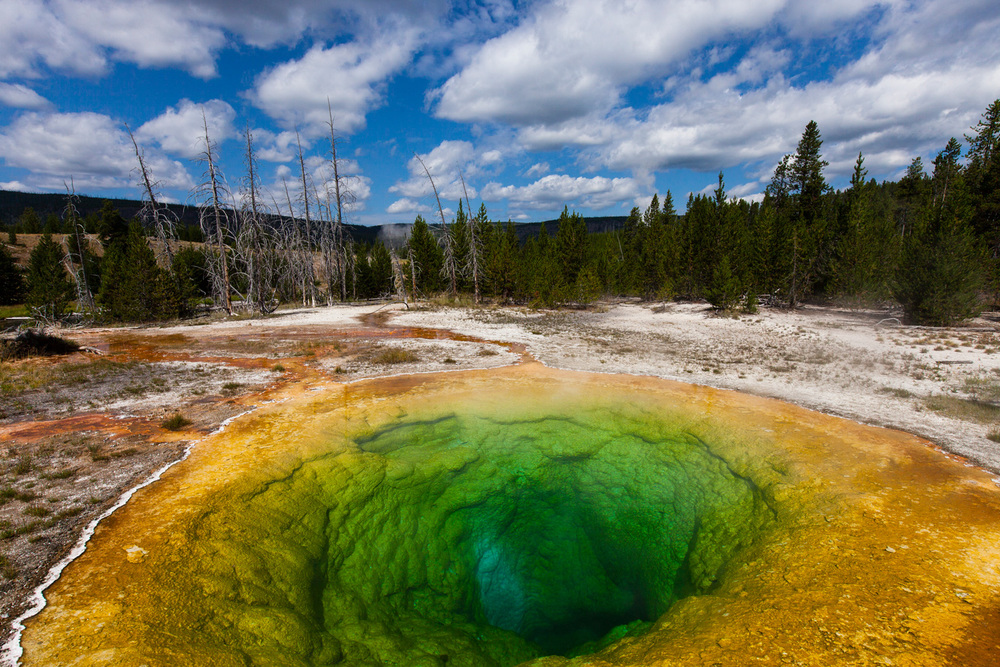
0;0;998;226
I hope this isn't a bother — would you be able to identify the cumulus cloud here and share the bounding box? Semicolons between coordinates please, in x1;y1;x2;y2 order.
595;0;1000;180
59;0;227;78
251;29;417;135
386;197;428;214
0;0;229;79
481;174;640;211
135;99;236;159
0;0;105;78
524;162;549;177
0;82;49;109
0;111;192;191
389;140;479;201
432;0;887;126
0;180;37;192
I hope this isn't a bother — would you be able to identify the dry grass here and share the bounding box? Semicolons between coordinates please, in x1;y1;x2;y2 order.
372;347;420;365
924;395;1000;425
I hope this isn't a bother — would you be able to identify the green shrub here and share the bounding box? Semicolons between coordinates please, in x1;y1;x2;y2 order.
161;414;192;431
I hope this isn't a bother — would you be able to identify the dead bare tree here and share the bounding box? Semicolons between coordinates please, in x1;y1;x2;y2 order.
281;178;316;307
460;173;482;304
235;126;280;314
63;180;95;313
390;248;409;308
195;113;233;314
408;243;419;302
327;101;348;302
295;131;317;307
126;125;176;268
414;152;458;296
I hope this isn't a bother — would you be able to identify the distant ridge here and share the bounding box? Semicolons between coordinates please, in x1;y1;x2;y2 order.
0;189;626;244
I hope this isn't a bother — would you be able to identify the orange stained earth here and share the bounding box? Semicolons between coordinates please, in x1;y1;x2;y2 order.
14;363;1000;666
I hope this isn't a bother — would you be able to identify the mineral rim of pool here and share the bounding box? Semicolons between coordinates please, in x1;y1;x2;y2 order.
15;363;1000;666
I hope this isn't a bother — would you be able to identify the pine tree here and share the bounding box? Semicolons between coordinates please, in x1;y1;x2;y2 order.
0;243;25;305
964;99;1000;295
705;255;742;311
25;233;75;320
98;221;181;322
833;153;877;301
370;241;393;297
406;215;444;294
786;120;830;306
451;201;471;292
895;139;983;325
639;195;669;298
555;207;588;287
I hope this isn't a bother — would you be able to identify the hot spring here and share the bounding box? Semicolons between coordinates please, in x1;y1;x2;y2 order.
16;365;1000;665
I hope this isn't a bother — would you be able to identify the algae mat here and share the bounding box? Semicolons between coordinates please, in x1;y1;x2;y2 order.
16;364;1000;666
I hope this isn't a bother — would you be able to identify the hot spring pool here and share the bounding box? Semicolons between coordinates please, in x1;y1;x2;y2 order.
15;365;1000;666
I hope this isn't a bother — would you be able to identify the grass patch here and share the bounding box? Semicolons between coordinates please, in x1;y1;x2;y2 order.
0;357;140;399
221;382;243;396
161;413;192;431
40;469;75;480
925;395;1000;425
0;551;16;578
373;347;419;365
0;304;29;318
964;376;1000;403
477;348;499;357
878;387;914;399
987;426;1000;443
22;506;50;518
14;457;32;475
272;364;285;373
0;487;37;504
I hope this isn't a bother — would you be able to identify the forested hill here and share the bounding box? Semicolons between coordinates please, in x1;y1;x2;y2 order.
0;189;382;246
0;189;626;244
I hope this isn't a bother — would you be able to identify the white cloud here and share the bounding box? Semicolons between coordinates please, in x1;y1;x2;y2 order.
135;99;236;159
599;60;1000;180
252;129;303;163
481;174;640;210
0;0;106;78
480;149;502;165
0;180;37;192
432;0;883;126
0;111;193;191
58;0;227;78
461;0;999;186
386;197;428;214
389;140;479;201
0;82;49;109
524;162;549;177
251;29;417;135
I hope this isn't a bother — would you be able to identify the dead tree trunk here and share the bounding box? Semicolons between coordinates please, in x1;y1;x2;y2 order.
126;125;175;268
460;174;481;304
414;152;457;296
201;113;233;314
328;101;347;302
296;131;316;307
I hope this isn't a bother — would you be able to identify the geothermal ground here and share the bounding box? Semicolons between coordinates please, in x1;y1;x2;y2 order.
2;299;1000;657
